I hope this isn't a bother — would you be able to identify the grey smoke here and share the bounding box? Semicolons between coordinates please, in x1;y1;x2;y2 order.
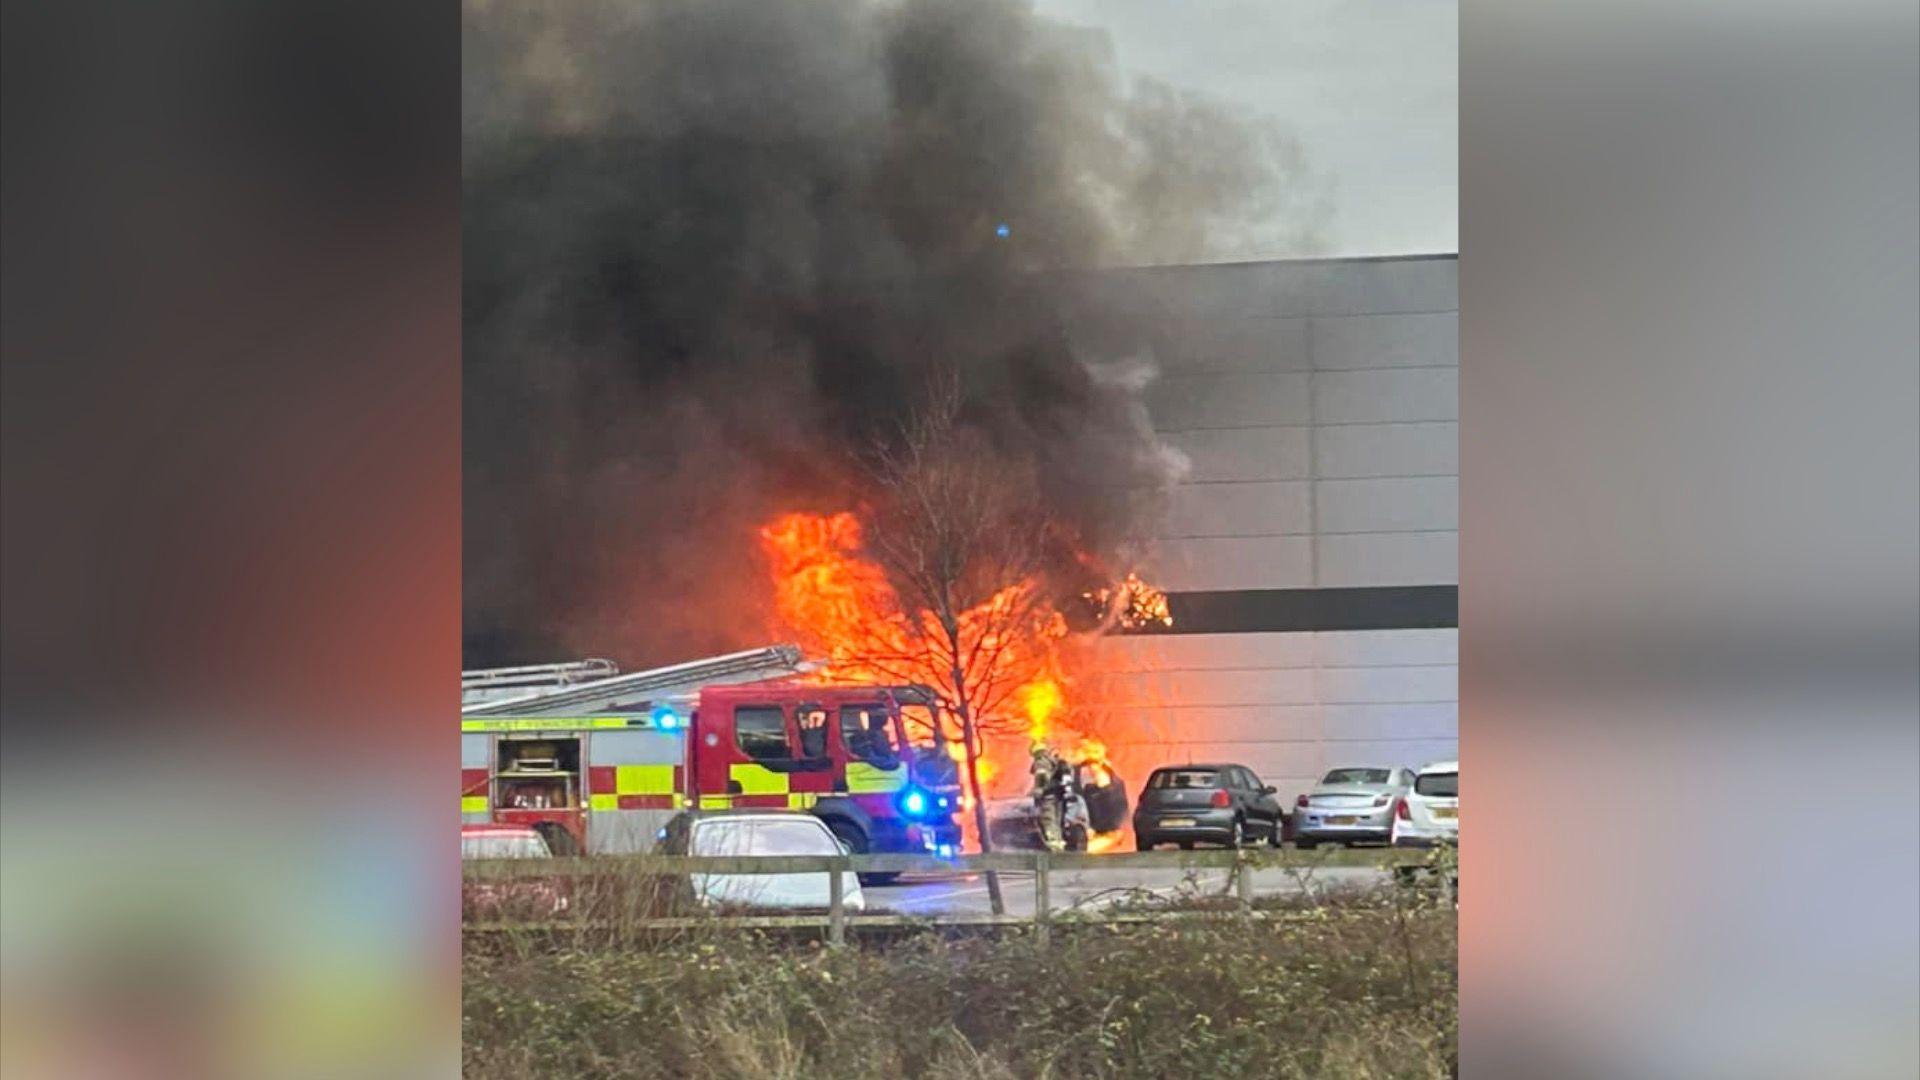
463;0;1317;665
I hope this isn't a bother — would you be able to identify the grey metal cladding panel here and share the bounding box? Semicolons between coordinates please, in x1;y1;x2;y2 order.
1316;477;1459;534
1089;628;1458;671
462;734;491;769
1315;664;1458;705
1152;317;1309;374
1313;422;1458;479
1163;427;1310;482
1312;368;1457;424
1308;257;1457;316
1098;705;1321;745
1085;631;1320;672
1310;311;1458;369
1141;261;1323;320
1080;667;1318;709
1160;481;1311;538
1316;532;1459;587
1318;740;1459;776
1147;371;1311;430
1147;536;1314;591
1314;628;1458;667
1319;702;1460;742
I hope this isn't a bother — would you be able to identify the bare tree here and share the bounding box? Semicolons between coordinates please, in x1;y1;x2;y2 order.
858;377;1060;916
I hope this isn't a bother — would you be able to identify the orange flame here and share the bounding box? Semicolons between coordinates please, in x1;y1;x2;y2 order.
760;510;1154;852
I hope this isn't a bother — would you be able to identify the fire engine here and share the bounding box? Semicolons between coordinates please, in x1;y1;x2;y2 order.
460;649;963;863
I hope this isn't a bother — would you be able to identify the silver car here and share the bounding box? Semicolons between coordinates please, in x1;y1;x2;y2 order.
1291;766;1416;848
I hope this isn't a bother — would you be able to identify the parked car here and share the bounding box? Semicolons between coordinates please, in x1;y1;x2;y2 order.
657;810;866;911
1133;763;1285;850
1292;766;1417;848
1392;760;1459;846
460;823;570;919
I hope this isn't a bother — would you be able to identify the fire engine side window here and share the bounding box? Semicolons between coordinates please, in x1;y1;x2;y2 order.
795;705;829;758
838;705;898;763
734;706;792;761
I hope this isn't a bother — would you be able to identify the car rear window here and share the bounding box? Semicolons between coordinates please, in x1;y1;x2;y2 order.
1149;769;1221;790
689;821;755;856
1323;768;1391;785
1414;771;1458;797
689;818;839;856
750;819;841;855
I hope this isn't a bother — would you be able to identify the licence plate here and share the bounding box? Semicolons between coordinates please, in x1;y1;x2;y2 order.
1159;818;1196;828
1432;807;1457;820
1329;815;1360;825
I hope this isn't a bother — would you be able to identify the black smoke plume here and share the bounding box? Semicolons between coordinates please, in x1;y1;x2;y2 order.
464;0;1315;666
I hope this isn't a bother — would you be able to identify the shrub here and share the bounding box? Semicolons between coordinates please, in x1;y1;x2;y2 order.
464;890;1455;1079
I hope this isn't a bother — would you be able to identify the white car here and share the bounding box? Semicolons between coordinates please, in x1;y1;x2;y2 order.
1392;760;1458;846
670;812;867;911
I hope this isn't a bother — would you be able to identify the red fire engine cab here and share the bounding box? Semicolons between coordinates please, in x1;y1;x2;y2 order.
460;681;962;859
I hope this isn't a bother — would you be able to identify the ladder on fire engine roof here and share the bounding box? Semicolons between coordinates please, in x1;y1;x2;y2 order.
461;659;621;708
459;644;809;718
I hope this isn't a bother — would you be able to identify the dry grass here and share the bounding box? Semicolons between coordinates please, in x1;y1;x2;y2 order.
463;880;1456;1079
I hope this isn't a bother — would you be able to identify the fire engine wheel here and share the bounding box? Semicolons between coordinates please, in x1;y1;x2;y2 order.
533;821;581;857
824;820;899;886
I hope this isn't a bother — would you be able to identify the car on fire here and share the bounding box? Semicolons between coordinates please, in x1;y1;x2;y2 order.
656;810;866;912
460;823;571;920
1291;766;1417;848
1132;763;1286;850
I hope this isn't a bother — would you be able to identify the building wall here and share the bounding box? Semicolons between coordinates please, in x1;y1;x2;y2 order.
1080;255;1458;800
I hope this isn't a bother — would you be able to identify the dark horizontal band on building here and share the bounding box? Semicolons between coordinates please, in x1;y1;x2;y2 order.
1130;585;1457;635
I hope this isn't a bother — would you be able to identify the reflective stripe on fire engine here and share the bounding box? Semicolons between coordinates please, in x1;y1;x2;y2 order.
729;762;789;796
845;762;907;794
588;794;617;812
615;764;677;795
460;716;649;733
460;796;488;814
699;795;730;810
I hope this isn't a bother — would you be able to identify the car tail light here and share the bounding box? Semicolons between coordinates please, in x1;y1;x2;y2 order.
1395;797;1411;820
1295;794;1310;808
1210;789;1231;808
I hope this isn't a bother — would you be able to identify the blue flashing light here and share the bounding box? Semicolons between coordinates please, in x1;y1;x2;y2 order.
995;223;1011;238
936;844;956;859
650;704;682;731
900;788;929;817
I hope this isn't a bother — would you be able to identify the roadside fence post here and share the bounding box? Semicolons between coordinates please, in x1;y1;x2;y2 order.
1034;851;1051;945
1235;848;1256;909
828;856;846;946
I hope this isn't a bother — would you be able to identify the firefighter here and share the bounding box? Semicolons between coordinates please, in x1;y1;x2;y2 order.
1029;745;1088;852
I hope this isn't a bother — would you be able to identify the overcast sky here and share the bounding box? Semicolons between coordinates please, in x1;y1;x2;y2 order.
1036;0;1457;258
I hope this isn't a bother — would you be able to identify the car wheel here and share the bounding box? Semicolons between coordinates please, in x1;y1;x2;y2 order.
1135;834;1156;851
825;820;898;886
1296;838;1317;850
